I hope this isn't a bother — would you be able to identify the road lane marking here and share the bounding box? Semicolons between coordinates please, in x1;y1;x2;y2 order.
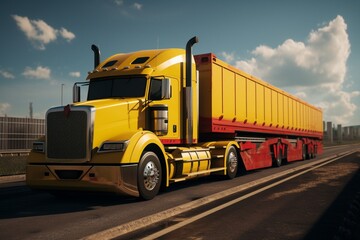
141;151;358;240
82;149;358;240
0;174;25;184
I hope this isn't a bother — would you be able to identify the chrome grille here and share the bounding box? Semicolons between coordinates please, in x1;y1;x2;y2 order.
46;106;93;161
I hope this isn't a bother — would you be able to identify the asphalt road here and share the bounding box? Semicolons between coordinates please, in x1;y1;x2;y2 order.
0;144;359;240
128;151;360;240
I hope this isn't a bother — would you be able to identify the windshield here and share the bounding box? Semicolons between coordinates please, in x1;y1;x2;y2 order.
87;76;147;100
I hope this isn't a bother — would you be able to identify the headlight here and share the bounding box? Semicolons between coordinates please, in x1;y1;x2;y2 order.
98;141;128;153
33;142;45;152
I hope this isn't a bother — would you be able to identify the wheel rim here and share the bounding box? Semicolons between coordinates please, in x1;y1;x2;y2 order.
228;151;237;173
143;161;160;191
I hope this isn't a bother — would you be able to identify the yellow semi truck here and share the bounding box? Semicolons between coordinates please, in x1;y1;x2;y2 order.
27;37;323;199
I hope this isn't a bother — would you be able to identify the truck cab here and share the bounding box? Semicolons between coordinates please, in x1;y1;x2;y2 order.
27;39;202;200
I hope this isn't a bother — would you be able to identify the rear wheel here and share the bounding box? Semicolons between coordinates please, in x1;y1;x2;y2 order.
309;149;313;159
313;145;317;158
309;144;316;159
302;144;307;160
273;142;282;167
226;146;238;179
137;151;162;200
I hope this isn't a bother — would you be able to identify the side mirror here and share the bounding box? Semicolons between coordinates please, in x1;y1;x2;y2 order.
162;78;171;99
73;84;81;103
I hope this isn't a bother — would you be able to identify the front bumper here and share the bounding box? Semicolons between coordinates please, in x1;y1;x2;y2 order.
26;164;139;197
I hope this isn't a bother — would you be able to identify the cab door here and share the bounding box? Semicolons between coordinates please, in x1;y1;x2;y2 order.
148;77;180;143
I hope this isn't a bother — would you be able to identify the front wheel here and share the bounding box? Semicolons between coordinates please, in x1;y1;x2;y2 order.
137;151;162;200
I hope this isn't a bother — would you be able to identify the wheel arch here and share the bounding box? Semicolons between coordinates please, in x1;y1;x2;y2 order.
125;131;169;188
143;143;168;189
203;141;241;176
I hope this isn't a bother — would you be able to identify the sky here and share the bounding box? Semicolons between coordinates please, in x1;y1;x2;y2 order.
0;0;359;126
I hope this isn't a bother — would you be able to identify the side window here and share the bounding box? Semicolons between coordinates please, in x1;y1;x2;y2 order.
149;78;162;100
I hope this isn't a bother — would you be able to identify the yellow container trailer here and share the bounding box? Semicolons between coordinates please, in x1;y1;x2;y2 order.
196;53;323;169
196;53;323;137
27;37;323;199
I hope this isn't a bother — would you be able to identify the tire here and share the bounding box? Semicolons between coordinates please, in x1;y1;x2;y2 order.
310;147;315;159
137;151;162;200
226;146;238;179
302;144;307;160
309;148;313;159
273;142;282;167
313;146;317;158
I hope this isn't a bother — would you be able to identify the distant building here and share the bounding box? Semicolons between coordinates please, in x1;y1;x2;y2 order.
324;122;360;143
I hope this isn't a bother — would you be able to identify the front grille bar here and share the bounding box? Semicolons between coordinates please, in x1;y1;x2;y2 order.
46;105;95;163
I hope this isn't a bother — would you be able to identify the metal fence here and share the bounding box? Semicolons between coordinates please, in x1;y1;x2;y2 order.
0;117;45;150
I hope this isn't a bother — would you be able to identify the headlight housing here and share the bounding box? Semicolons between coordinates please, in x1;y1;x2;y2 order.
98;141;129;153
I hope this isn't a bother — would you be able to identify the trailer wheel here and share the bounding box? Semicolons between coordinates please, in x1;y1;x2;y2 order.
308;148;313;159
313;145;317;158
226;146;238;179
273;142;282;167
137;151;162;200
302;144;307;160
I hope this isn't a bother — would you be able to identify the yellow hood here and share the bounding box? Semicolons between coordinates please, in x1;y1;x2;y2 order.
75;98;145;148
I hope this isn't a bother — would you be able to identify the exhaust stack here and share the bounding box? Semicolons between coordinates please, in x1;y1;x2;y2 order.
184;36;199;145
91;44;100;69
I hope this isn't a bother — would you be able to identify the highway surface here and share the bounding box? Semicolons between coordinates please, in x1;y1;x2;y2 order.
1;144;360;240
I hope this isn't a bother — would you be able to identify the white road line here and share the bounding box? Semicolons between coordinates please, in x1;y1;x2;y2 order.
82;150;358;240
0;174;25;184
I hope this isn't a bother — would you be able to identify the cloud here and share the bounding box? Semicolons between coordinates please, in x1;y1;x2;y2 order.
236;16;350;90
133;3;143;10
294;91;307;99
69;71;81;78
59;28;75;42
221;51;235;63
0;103;10;116
12;15;75;50
0;70;15;79
23;66;51;80
114;0;143;16
318;90;360;124
114;0;124;6
224;15;357;124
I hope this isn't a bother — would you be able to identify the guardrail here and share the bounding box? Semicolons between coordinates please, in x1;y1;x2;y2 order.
0;149;31;157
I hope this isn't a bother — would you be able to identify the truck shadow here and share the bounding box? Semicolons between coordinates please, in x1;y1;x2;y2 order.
0;166;259;220
0;187;140;219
